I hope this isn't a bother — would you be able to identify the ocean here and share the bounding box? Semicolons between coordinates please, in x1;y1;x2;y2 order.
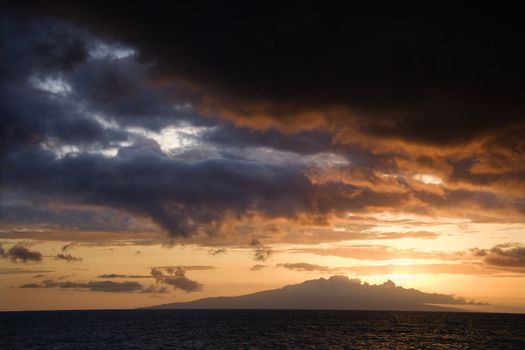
1;310;524;349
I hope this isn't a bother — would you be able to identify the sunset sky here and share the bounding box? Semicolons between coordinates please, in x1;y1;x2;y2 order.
1;3;524;312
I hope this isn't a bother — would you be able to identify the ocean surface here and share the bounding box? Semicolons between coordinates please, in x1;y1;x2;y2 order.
1;310;524;349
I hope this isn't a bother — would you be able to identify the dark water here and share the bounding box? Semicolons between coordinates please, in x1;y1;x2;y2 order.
1;310;524;349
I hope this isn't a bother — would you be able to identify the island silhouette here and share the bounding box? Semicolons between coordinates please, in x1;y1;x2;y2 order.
148;275;481;311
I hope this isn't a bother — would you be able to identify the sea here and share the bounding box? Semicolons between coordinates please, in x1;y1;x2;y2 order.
1;310;524;349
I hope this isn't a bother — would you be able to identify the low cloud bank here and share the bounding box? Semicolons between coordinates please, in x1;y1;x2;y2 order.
20;279;167;293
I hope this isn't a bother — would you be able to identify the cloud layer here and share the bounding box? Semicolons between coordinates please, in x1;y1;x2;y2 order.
20;279;166;294
0;7;523;262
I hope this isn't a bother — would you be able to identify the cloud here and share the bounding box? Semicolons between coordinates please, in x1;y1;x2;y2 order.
10;4;524;147
181;266;215;271
274;260;516;276
141;285;168;294
1;138;410;238
369;231;439;240
250;264;267;271
200;124;336;156
0;244;42;263
54;253;82;262
345;263;492;276
0;226;166;246
19;279;165;293
473;243;525;271
208;248;227;256
291;245;459;261
277;263;332;273
61;243;75;251
161;275;202;293
0;17;200;155
153;266;215;272
0;268;53;275
150;266;203;292
251;238;273;262
150;267;163;278
97;274;150;279
0;12;523;251
52;280;144;293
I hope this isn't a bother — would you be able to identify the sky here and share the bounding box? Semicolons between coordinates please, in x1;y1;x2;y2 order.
0;3;524;312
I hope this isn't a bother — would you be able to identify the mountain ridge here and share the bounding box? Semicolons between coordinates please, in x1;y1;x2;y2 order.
146;275;478;312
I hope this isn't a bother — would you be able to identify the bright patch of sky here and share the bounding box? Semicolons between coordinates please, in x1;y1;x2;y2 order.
93;114;119;129
173;103;192;112
126;125;208;155
305;152;350;167
29;75;72;96
413;173;443;185
42;141;132;159
88;42;136;60
236;147;350;167
91;113;207;157
355;212;470;224
44;144;81;158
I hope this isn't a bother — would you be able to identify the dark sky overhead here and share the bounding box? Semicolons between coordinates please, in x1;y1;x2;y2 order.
6;3;525;142
0;3;524;311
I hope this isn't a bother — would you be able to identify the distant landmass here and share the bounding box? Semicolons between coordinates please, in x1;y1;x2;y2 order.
147;276;479;311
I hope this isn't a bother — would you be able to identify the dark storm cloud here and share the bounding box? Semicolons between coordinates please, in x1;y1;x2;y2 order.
1;139;409;237
412;187;519;216
0;13;383;239
445;138;525;194
69;47;205;131
6;2;525;145
0;16;206;162
201;124;335;155
0;6;524;246
0;196;153;233
0;244;42;263
0;18;119;155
